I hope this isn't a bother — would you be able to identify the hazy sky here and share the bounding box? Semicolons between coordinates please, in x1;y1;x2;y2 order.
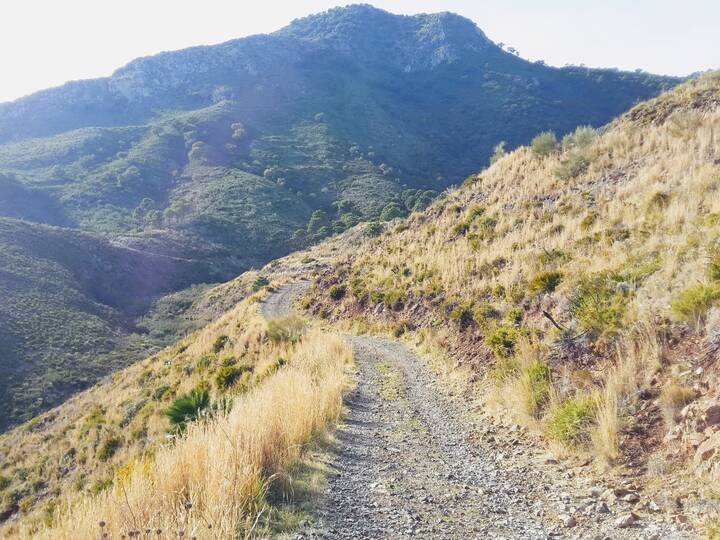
1;1;718;103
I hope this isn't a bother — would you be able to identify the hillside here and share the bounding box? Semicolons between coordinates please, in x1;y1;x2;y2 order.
302;73;720;533
2;74;719;538
0;216;272;430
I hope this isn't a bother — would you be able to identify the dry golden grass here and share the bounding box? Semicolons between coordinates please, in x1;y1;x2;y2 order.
15;330;350;539
312;74;720;466
0;285;350;536
659;383;697;427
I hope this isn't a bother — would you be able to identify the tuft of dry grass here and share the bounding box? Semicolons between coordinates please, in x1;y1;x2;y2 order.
18;330;351;539
659;383;697;427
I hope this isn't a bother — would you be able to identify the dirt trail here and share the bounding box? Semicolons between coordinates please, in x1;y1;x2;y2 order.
261;285;694;539
261;281;311;320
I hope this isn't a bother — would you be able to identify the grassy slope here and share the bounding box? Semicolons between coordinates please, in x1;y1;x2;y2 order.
306;74;720;525
0;284;350;537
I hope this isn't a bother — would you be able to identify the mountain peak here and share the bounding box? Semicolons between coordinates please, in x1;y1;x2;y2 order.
278;4;493;70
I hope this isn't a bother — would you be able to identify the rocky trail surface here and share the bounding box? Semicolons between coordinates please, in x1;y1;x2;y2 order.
261;285;696;539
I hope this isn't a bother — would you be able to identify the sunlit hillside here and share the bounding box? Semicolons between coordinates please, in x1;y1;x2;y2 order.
307;73;720;528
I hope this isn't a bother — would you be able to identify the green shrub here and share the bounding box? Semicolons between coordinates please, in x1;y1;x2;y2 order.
152;385;171;401
571;274;629;347
561;125;597;150
0;475;10;491
531;131;558;156
537;249;568;266
267;315;306;343
450;302;475;327
529;270;563;294
546;395;596;446
252;275;270;292
452;221;469;237
212;335;229;354
709;254;720;282
485;326;519;358
365;221;383;237
522;361;552;417
329;284;346;300
165;388;211;431
97;436;121;461
555;153;590;180
671;283;720;323
506;307;524;325
350;276;367;301
215;364;251;390
379;202;406;221
90;478;112;495
474;302;500;325
489;141;507;164
384;290;405;311
580;212;598;231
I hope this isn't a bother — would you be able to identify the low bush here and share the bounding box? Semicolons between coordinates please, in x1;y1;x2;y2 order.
671;283;720;324
252;275;270;292
165;388;211;432
384;290;405;311
215;364;252;390
485;326;519;358
506;307;524;325
546;395;596;447
529;270;563;294
709;254;720;282
571;274;629;349
490;141;507;164
328;284;346;300
555;153;590;180
474;302;500;325
490;357;520;383
520;361;552;418
212;335;229;354
450;302;475;327
561;125;597;150
365;221;383;237
96;436;121;461
531;131;558;156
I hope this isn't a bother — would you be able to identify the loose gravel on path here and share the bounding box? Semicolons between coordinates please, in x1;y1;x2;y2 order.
262;285;695;540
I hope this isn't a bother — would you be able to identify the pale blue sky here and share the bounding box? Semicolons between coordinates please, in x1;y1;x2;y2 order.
1;0;717;102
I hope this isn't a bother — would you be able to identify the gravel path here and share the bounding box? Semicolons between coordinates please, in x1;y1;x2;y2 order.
261;281;310;320
262;285;695;540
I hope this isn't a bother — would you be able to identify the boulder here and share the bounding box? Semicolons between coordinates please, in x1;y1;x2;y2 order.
695;432;720;465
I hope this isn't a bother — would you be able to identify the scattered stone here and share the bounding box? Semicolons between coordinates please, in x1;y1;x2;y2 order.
621;492;640;503
560;514;576;528
595;501;610;514
615;513;639;528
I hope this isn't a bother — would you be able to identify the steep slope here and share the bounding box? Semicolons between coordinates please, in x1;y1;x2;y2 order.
0;284;351;537
305;73;720;532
